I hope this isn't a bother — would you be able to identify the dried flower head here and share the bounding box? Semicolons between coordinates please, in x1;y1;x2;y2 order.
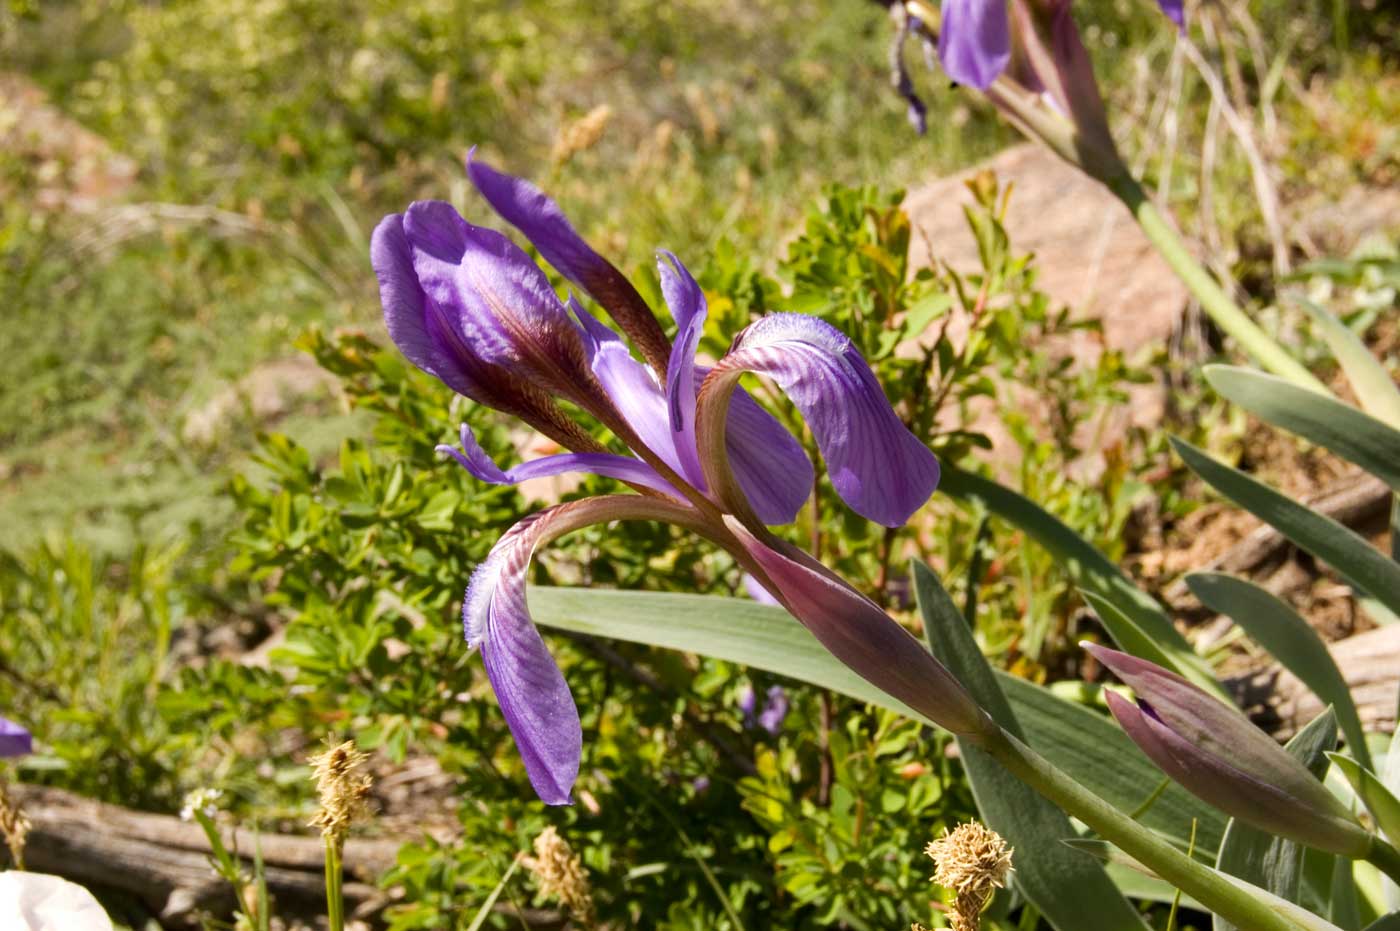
308;740;372;842
925;821;1013;931
0;779;31;869
525;826;595;927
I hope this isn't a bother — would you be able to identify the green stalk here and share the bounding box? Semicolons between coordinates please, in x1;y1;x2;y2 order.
324;836;345;931
974;726;1305;931
1364;837;1400;888
1105;173;1327;393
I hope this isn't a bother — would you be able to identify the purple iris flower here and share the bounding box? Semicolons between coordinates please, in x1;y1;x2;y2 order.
935;0;1185;92
372;153;993;804
0;717;32;757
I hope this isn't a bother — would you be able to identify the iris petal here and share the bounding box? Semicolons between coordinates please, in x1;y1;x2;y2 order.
1157;0;1185;31
0;716;31;757
704;313;938;528
438;422;678;496
938;0;1012;90
467;151;673;374
464;496;719;804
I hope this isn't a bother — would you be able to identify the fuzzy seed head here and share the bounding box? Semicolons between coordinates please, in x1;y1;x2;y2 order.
525;826;595;927
0;779;31;869
308;740;372;842
925;822;1013;931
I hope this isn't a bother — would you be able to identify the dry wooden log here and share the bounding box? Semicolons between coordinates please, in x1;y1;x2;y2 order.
8;784;398;927
1226;623;1400;743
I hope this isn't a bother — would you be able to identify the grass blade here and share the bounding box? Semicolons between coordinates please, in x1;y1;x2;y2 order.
1204;366;1400;492
1294;298;1400;430
1172;438;1400;619
465;852;524;931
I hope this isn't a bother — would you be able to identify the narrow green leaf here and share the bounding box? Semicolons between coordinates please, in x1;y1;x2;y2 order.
1204;366;1400;493
1172;438;1400;619
1215;709;1340;931
530;585;1226;852
939;467;1219;691
913;562;1151;931
1362;915;1400;931
1295;299;1400;430
465;853;523;931
1328;754;1400;847
1385;699;1400;911
1330;854;1362;931
1188;573;1371;772
1081;590;1213;694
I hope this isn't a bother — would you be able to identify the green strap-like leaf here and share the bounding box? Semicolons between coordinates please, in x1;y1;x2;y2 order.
1188;573;1371;773
1172;438;1400;619
1295;299;1400;431
528;585;1226;853
940;467;1224;698
1204;366;1400;493
1327;754;1400;847
1214;709;1340;931
913;562;1151;931
1081;590;1199;685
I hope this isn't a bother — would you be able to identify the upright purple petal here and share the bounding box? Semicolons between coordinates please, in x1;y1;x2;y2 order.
658;252;705;472
571;299;706;489
1104;692;1367;856
465;496;714;804
0;716;31;757
741;534;991;737
467;151;673;375
438;422;680;497
938;0;1012;90
703;314;938;528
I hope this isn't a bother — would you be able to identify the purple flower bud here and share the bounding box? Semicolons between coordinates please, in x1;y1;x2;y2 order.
1087;644;1370;856
0;716;32;758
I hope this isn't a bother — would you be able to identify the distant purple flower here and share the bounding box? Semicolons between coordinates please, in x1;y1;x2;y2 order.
373;154;991;804
0;717;32;758
757;686;789;735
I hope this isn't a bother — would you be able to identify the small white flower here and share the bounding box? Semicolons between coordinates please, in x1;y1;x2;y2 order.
178;787;223;822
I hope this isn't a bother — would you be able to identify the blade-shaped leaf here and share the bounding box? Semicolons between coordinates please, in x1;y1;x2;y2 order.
1386;698;1400;911
1204;366;1400;493
1328;754;1400;846
1172;438;1400;619
1188;573;1371;772
940;467;1223;697
529;585;1226;853
1215;709;1340;931
1295;298;1400;430
913;562;1151;931
1362;915;1400;931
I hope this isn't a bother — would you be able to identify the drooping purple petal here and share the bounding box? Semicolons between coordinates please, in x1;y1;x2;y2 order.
740;533;990;737
938;0;1012;90
467;151;673;375
438;422;680;496
1087;644;1363;846
571;298;706;489
704;313;938;528
0;716;31;757
1157;0;1186;32
1103;691;1367;856
465;495;715;804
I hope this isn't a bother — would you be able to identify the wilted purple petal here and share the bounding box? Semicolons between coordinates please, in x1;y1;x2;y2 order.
758;686;789;735
0;716;31;757
438;422;678;496
467;151;672;374
938;0;1012;90
741;533;990;736
1104;691;1367;856
1088;643;1366;853
707;313;938;528
465;496;715;804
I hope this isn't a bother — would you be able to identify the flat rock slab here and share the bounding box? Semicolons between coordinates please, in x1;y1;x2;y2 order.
904;143;1187;356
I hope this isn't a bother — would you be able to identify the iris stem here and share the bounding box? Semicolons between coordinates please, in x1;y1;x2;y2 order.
324;836;345;931
1104;173;1327;394
974;725;1303;931
1365;837;1400;888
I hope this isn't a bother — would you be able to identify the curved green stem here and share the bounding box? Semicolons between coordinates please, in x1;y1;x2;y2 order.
324;837;345;931
1365;837;1400;888
975;726;1304;931
1105;173;1327;394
